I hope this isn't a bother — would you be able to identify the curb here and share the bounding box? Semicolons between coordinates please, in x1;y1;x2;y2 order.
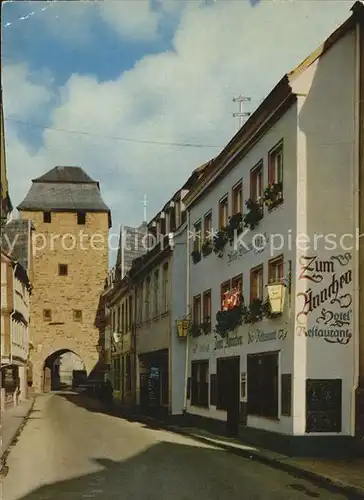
135;414;364;499
0;397;35;476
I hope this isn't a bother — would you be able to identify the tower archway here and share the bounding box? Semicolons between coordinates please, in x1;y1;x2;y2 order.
42;349;86;392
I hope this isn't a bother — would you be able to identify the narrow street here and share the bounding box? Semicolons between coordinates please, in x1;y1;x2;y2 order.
2;393;353;500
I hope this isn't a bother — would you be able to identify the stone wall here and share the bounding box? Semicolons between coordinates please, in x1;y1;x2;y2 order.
19;210;109;392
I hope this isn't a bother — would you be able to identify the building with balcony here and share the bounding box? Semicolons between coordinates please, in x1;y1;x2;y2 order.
182;2;364;457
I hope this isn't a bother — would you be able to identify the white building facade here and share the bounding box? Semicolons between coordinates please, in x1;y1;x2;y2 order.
183;5;362;456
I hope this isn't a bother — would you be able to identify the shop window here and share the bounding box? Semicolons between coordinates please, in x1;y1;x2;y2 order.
247;352;279;419
191;360;209;407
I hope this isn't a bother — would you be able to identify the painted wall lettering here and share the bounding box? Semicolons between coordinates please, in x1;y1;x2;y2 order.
296;253;353;344
214;334;243;350
248;328;287;344
192;343;210;354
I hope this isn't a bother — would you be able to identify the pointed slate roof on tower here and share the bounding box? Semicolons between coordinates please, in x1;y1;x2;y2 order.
33;166;97;184
17;166;111;226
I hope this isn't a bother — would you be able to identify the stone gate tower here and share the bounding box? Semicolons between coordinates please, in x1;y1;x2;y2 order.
18;166;111;392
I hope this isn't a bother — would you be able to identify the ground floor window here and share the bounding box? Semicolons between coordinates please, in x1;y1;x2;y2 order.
247;351;278;419
125;353;131;392
191;360;209;407
113;358;120;391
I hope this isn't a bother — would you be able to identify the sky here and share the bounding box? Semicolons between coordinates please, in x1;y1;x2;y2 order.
1;0;354;266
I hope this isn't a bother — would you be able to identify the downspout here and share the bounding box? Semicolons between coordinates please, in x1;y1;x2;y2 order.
183;211;191;413
352;21;360;436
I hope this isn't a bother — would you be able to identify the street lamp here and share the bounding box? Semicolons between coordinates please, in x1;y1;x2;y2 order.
266;260;292;314
266;282;286;314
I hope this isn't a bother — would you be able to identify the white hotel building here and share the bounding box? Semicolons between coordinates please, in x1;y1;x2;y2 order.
182;2;364;456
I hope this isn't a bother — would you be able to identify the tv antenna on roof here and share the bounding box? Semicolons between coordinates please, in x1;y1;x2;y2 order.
233;95;251;131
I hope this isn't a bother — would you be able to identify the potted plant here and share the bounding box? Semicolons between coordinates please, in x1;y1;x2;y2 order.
263;182;283;209
225;212;243;244
243;199;263;231
213;229;228;257
244;298;264;323
215;302;245;337
189;322;201;337
191;249;201;264
201;237;212;257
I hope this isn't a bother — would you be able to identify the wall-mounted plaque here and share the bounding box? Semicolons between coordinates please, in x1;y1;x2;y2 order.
281;374;292;417
306;379;342;433
241;372;246;399
210;374;216;406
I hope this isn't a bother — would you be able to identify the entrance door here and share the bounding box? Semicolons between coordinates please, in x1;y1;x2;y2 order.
217;357;240;436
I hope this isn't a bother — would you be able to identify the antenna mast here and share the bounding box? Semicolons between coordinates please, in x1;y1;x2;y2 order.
232;95;251;131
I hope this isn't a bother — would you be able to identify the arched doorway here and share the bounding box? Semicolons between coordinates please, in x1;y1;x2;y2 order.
42;349;86;392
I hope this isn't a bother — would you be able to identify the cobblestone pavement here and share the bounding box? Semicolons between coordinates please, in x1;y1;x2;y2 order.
1;393;358;500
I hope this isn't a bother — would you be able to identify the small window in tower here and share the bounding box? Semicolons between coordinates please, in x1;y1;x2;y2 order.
59;264;68;276
73;310;82;322
43;309;52;322
77;212;86;225
43;212;51;223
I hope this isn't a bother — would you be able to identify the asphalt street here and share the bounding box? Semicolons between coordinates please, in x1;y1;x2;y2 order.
1;393;355;500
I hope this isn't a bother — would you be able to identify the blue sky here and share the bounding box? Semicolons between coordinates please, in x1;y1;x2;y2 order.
1;0;354;265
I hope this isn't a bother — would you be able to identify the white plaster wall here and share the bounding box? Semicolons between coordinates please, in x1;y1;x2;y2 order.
293;29;357;435
187;103;298;434
136;313;170;354
170;224;188;414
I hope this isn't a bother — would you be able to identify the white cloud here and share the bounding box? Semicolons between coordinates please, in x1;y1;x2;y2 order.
3;0;352;264
98;1;161;41
2;63;54;119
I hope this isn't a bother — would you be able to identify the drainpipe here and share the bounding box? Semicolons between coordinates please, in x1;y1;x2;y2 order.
351;21;360;436
183;212;191;413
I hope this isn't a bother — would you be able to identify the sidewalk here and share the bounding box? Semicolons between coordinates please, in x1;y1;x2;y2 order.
0;397;35;467
130;412;364;498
